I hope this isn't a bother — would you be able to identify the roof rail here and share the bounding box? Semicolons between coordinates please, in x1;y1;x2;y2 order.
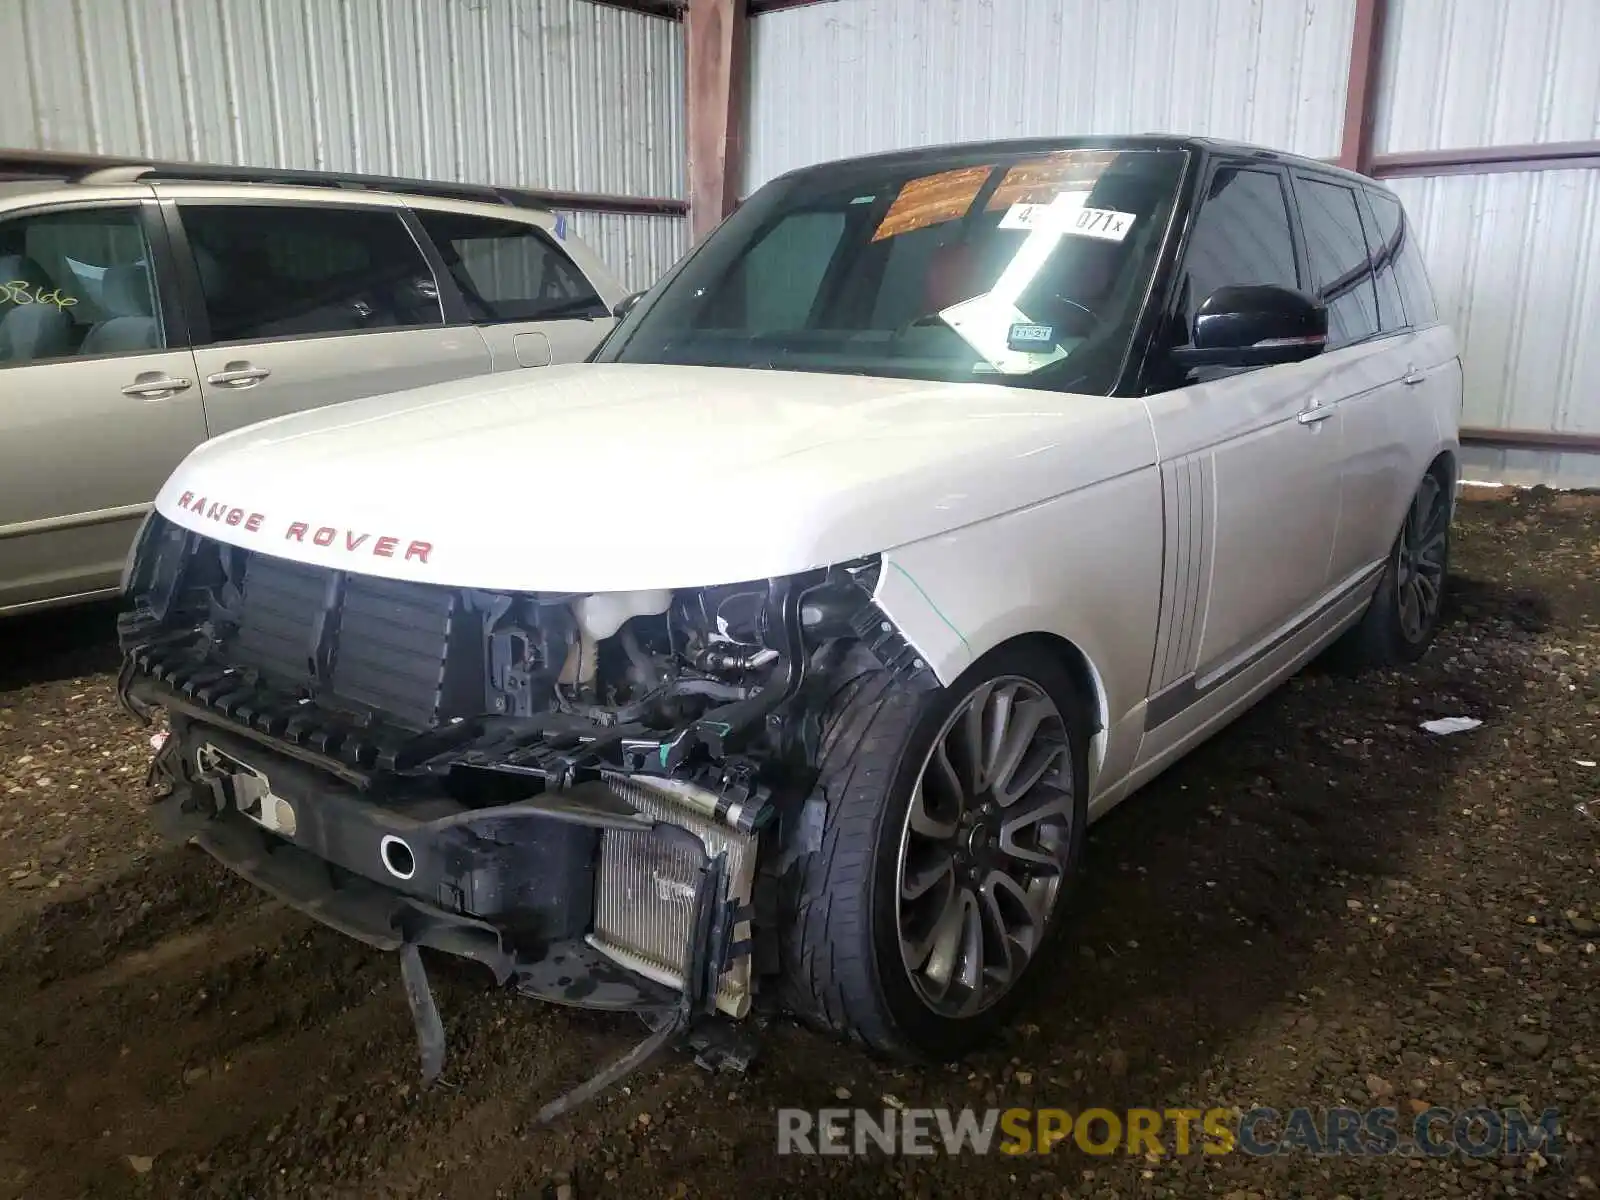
119;161;543;209
0;150;537;207
0;149;688;216
0;148;148;180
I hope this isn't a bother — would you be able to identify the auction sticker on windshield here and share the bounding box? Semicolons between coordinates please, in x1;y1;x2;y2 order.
999;196;1135;242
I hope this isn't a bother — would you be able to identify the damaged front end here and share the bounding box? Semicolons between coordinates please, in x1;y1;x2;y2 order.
116;514;932;1119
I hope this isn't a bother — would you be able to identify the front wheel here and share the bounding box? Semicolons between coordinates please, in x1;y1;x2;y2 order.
775;643;1089;1059
1336;469;1451;668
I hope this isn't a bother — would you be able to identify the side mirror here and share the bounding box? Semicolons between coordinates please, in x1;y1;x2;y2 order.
1170;284;1327;369
612;290;646;320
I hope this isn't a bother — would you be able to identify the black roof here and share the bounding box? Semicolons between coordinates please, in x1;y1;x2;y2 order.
771;133;1380;191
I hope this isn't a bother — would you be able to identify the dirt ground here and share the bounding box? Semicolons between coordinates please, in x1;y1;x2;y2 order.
0;491;1596;1200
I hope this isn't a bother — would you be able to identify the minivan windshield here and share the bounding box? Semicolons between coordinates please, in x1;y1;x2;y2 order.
600;147;1187;394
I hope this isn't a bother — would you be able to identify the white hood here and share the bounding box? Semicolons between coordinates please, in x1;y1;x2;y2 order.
156;363;1156;593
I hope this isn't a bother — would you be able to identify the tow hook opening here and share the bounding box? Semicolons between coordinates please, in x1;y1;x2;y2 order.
379;834;417;880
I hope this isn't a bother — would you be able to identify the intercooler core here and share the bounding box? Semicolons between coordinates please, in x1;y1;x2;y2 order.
588;774;757;1017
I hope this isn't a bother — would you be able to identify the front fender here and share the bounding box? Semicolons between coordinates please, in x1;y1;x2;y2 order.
874;465;1165;775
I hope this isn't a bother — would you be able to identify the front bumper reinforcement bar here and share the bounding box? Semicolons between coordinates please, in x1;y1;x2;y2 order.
151;770;737;1125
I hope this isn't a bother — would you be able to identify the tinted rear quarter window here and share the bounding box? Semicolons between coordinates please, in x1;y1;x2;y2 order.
1357;191;1406;332
1293;174;1380;348
179;205;443;342
1367;188;1438;327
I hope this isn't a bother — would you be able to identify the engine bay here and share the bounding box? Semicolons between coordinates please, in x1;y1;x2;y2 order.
117;513;932;802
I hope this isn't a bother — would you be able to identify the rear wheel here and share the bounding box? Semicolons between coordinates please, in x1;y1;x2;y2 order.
776;642;1088;1058
1336;469;1451;668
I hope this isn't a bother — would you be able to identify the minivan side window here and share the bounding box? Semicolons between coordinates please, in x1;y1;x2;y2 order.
1293;175;1380;348
178;205;444;343
1366;188;1439;327
0;206;165;366
414;211;605;324
1178;166;1300;335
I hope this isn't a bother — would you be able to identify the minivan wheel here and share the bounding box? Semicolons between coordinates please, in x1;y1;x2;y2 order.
1336;470;1451;668
775;643;1088;1059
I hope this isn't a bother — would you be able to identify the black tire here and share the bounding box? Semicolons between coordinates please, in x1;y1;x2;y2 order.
1334;467;1452;669
774;641;1089;1060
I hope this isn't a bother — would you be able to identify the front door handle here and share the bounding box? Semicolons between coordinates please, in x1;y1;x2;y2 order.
207;362;271;388
1401;366;1424;386
121;373;193;400
1297;403;1336;425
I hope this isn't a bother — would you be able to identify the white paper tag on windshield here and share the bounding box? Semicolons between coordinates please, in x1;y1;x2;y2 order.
997;201;1060;232
999;198;1134;242
1067;206;1135;240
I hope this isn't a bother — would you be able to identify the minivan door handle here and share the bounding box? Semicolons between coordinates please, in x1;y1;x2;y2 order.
1401;366;1424;386
207;362;271;388
1297;402;1336;425
121;372;193;400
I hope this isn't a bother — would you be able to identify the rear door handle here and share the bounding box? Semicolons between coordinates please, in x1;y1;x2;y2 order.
1297;403;1336;425
1401;366;1424;386
207;363;271;388
122;373;193;400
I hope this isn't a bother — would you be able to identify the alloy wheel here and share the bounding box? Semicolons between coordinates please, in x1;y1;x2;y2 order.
894;676;1074;1018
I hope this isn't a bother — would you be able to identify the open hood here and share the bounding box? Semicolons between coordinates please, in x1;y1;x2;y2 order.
155;363;1155;593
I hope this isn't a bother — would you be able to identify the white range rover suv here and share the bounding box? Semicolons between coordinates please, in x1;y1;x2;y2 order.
118;136;1460;1110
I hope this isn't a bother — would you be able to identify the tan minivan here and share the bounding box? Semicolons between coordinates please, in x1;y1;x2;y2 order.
0;155;627;615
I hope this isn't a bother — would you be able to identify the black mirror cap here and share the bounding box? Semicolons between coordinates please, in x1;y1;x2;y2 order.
612;289;646;320
1172;284;1328;369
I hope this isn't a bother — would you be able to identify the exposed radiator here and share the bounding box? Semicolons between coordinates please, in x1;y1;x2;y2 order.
588;774;757;1018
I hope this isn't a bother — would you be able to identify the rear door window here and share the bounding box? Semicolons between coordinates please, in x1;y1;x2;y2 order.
177;204;444;343
413;211;605;323
1292;174;1380;348
0;206;165;364
1367;188;1439;327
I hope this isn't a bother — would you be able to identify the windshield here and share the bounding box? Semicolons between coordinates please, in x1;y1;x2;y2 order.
600;147;1187;393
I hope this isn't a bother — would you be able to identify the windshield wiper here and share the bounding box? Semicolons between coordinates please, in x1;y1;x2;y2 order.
895;311;950;334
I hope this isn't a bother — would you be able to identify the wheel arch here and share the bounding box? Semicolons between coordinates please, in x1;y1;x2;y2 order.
1428;447;1459;516
935;629;1111;788
963;630;1107;737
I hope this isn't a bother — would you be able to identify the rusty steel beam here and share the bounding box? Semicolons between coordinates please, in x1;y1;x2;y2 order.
581;0;685;18
1337;0;1389;174
749;0;835;12
1461;427;1600;454
686;0;748;242
506;188;688;218
1371;140;1600;179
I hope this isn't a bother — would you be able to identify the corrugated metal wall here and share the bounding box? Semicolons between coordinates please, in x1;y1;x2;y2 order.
1374;0;1600;154
0;0;687;290
564;210;689;293
747;0;1356;190
1374;0;1600;486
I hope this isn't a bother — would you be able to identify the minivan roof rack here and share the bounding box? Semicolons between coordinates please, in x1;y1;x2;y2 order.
0;148;689;217
0;149;546;210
